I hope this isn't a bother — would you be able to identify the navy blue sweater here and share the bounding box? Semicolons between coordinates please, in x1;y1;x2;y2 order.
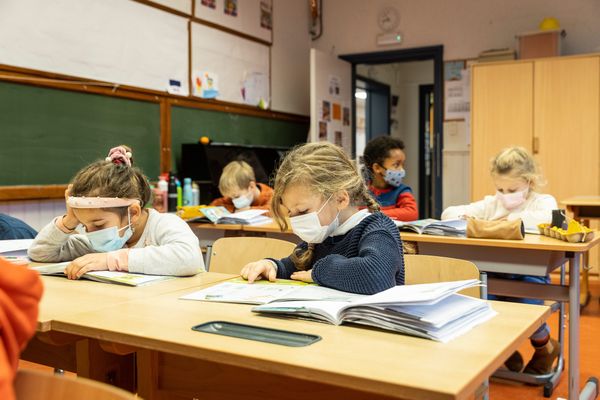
272;212;404;295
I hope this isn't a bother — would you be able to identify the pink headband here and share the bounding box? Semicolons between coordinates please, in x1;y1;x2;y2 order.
106;146;132;167
67;196;139;208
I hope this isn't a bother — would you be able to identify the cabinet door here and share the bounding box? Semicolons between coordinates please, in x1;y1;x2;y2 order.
471;62;534;201
534;57;599;201
535;56;600;274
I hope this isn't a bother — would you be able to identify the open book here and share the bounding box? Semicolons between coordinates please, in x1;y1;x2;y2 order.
180;279;365;304
30;262;174;286
252;279;495;343
188;206;272;225
394;218;467;237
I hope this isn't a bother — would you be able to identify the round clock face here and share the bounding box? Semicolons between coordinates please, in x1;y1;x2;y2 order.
378;7;399;32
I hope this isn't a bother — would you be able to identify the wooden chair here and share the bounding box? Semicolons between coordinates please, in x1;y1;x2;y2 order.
404;254;481;298
14;369;139;400
208;237;297;274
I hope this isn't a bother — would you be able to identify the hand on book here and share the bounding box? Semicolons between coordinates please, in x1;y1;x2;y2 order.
240;259;277;283
290;270;313;283
65;253;109;279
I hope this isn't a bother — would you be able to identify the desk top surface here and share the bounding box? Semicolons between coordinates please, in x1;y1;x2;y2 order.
50;275;549;400
37;272;233;332
561;196;600;207
400;231;600;252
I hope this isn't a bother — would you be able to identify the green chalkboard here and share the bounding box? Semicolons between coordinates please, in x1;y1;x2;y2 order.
0;81;160;185
171;105;309;172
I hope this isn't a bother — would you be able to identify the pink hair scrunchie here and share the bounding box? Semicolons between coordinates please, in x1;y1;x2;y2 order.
106;146;132;167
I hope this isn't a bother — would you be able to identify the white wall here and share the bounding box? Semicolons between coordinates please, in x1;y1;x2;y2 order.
270;0;311;115
312;0;600;60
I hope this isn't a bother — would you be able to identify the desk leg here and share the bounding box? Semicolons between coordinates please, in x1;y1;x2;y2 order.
569;253;581;400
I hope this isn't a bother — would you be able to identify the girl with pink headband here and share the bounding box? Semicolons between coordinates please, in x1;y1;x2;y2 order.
28;145;205;278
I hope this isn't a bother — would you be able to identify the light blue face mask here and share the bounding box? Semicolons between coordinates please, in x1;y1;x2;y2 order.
383;168;406;187
85;210;133;252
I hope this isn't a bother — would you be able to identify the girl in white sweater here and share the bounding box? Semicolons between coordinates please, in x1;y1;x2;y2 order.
28;146;205;278
442;147;558;375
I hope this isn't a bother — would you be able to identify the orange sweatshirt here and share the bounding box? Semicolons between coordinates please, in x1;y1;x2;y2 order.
210;183;274;213
0;258;43;400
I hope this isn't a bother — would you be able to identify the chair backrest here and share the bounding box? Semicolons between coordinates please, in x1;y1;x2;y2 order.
208;237;297;275
404;254;481;298
14;369;139;400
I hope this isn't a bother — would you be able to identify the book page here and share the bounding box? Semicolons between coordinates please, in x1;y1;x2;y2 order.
85;271;174;286
30;262;70;275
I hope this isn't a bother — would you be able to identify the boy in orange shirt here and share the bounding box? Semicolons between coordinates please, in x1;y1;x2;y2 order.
210;160;273;212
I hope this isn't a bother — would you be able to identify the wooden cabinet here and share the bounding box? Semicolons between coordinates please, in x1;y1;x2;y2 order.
471;55;600;273
471;62;534;200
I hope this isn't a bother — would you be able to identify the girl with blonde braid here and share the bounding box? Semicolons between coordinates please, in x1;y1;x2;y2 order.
240;142;404;295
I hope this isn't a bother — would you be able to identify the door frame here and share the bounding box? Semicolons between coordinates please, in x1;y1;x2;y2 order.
340;45;444;217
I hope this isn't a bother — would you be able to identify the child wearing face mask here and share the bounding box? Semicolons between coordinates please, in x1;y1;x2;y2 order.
240;142;405;295
442;146;558;375
362;136;418;221
209;160;273;213
28;146;205;279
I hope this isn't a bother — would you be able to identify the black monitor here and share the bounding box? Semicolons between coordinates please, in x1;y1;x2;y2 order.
181;143;290;204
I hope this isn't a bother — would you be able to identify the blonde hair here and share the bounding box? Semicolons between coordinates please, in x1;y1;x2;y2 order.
218;160;256;195
271;142;380;271
490;146;545;191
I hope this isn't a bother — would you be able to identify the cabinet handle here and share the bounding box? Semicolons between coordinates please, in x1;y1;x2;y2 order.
532;137;540;154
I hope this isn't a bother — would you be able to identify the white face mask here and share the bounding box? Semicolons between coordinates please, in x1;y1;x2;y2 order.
289;195;340;244
497;188;529;210
232;191;253;209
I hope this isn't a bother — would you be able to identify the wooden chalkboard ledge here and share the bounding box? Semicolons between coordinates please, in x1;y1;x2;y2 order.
0;185;67;201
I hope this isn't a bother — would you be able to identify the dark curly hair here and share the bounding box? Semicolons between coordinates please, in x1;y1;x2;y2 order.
362;136;405;173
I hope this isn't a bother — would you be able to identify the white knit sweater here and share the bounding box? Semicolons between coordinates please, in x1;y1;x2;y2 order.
28;209;205;276
441;192;557;231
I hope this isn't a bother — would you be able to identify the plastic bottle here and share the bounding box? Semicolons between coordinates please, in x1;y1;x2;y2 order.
167;173;178;212
157;175;168;212
183;178;193;206
192;182;200;206
176;179;182;208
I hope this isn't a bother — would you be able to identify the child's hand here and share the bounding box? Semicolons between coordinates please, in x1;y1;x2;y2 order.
240;260;276;283
291;270;314;283
63;184;79;230
65;253;109;279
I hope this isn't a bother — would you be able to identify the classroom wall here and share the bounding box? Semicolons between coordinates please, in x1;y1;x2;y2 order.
271;0;311;115
312;0;600;60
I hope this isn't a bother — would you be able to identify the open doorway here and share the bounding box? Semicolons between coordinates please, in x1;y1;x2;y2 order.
341;46;443;218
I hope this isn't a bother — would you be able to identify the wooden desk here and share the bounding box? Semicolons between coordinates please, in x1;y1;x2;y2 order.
50;281;550;400
400;232;600;400
562;195;600;306
23;272;234;391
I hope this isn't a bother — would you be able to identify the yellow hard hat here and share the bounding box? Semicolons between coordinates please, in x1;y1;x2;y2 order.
539;17;560;31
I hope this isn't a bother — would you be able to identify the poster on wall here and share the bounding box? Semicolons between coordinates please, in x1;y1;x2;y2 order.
321;100;331;121
319;121;328;141
260;0;272;30
224;0;238;16
192;70;219;98
444;60;470;121
201;0;216;9
242;71;269;108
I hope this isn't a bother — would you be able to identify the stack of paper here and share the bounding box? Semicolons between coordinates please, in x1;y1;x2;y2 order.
0;239;34;264
183;279;496;342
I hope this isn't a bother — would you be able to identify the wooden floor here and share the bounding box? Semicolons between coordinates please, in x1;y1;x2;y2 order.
490;276;600;400
20;277;600;400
